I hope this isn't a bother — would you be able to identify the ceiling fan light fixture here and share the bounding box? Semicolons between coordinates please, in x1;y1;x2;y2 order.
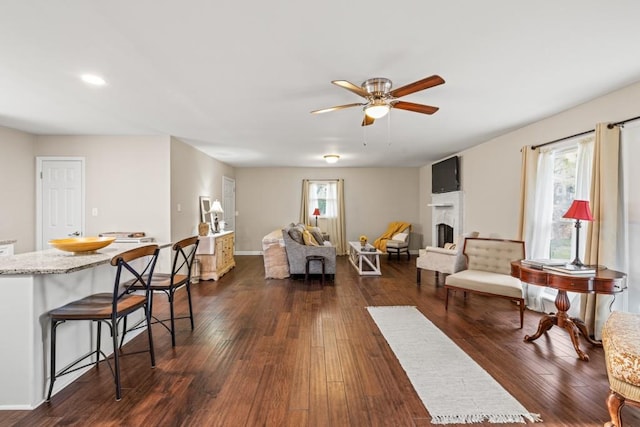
364;100;390;119
324;154;340;164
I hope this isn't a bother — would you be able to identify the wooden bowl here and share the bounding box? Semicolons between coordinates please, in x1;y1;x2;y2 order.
48;236;116;254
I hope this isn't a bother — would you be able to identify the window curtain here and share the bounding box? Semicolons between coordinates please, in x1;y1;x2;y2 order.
300;179;347;255
581;123;621;339
521;147;555;311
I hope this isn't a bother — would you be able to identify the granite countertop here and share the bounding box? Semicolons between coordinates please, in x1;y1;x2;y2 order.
0;239;17;245
0;242;171;275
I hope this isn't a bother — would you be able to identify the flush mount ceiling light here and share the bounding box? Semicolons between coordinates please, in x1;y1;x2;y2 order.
80;74;106;86
364;99;390;119
323;154;340;164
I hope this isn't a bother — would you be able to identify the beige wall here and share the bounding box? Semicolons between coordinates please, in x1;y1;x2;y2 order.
422;80;640;242
0;126;36;253
170;137;235;241
234;167;421;252
35;135;172;243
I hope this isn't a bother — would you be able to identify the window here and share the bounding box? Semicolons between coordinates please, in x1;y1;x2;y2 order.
549;146;578;259
308;181;337;218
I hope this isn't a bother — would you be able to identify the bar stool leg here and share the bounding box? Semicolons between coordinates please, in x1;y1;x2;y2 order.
46;320;60;402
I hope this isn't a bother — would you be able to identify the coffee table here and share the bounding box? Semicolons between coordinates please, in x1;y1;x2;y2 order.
348;241;382;275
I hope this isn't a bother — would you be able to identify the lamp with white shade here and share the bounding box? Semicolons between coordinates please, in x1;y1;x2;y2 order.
208;200;224;233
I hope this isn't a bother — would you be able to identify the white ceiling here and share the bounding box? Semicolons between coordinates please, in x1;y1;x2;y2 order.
2;1;640;168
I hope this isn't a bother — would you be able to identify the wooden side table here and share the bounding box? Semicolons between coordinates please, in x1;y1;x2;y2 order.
511;261;626;361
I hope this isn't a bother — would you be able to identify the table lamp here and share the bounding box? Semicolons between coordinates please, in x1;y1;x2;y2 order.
209;200;224;233
562;199;593;267
312;208;321;227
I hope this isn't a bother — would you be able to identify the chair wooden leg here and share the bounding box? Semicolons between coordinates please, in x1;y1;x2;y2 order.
445;288;450;310
605;389;625;427
417;269;421;285
519;299;525;329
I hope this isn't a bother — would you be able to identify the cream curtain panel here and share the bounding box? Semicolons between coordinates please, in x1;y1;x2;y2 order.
581;123;622;339
300;179;347;255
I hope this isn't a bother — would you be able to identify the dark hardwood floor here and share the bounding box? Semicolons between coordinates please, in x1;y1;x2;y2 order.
2;255;638;426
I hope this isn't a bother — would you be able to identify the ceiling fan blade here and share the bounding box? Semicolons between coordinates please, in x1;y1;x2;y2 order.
389;75;445;98
392;101;439;115
332;80;370;98
361;115;375;126
310;103;364;114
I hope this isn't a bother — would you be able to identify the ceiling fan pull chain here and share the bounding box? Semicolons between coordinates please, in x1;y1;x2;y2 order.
362;123;368;146
387;111;392;146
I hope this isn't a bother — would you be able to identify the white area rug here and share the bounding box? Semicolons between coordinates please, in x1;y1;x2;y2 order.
366;306;542;424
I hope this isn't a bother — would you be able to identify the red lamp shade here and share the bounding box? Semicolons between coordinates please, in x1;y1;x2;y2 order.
312;208;321;216
562;200;593;221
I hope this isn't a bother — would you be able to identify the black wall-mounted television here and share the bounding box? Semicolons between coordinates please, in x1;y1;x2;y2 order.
431;156;460;194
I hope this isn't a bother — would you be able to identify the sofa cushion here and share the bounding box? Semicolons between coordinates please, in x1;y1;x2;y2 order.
306;226;324;245
386;239;408;249
302;229;319;246
446;269;523;299
287;226;305;244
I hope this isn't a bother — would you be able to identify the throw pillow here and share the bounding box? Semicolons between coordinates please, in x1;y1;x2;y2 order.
302;229;319;246
306;226;324;244
392;232;408;242
288;227;304;244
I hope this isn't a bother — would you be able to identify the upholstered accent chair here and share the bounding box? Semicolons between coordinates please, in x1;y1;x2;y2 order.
416;232;479;284
386;228;411;260
444;237;526;328
603;311;640;427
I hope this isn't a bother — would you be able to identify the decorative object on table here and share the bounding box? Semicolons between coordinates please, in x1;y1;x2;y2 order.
366;306;542;424
198;222;210;236
199;196;214;232
48;236;116;254
359;235;368;247
562;199;593;267
208;199;224;233
219;220;226;232
312;208;321;226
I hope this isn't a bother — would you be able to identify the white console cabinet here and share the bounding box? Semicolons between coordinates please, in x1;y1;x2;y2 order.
196;231;235;280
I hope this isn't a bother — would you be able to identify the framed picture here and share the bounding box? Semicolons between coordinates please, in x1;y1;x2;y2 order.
199;196;213;225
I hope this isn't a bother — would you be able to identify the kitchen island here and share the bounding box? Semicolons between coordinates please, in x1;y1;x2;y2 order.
0;242;170;409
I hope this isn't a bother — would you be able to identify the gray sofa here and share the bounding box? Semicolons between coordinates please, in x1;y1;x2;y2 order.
282;224;336;278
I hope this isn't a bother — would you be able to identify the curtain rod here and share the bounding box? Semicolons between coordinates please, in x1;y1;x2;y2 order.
530;114;640;150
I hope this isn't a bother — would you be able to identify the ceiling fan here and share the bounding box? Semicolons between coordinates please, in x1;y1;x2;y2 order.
311;75;445;126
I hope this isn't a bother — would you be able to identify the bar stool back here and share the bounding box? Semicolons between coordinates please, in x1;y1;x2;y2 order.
125;236;199;346
46;244;160;402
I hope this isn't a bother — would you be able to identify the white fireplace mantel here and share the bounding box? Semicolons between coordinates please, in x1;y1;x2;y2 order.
430;191;464;246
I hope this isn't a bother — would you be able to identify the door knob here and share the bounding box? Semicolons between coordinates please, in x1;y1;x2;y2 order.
68;231;81;237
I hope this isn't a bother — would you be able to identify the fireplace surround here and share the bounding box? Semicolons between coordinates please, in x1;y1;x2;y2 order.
429;191;463;247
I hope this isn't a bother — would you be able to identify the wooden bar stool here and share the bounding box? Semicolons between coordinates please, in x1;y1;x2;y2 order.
46;244;159;402
122;236;199;347
305;255;325;285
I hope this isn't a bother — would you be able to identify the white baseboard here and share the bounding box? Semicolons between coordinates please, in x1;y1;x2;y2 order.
235;250;262;255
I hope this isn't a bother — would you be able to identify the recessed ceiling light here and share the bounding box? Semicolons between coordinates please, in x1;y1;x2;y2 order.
81;74;106;86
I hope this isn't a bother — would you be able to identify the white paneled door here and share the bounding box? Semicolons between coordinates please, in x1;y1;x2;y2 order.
38;158;84;249
223;176;235;231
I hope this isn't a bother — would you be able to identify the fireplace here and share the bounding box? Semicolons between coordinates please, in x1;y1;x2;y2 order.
430;191;463;247
436;223;454;247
